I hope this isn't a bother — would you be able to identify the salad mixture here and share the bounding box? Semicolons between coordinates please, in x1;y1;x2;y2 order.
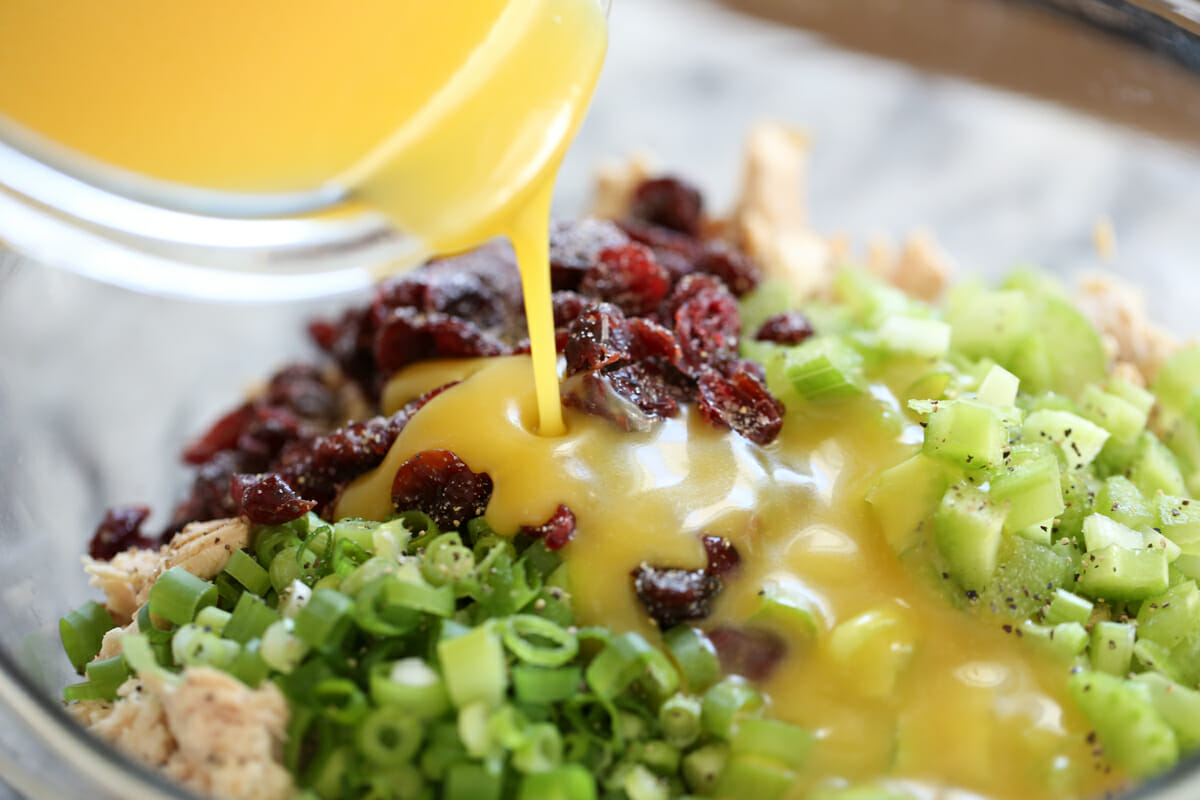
59;127;1200;800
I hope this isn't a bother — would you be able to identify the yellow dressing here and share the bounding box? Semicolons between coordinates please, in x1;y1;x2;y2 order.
337;358;1123;799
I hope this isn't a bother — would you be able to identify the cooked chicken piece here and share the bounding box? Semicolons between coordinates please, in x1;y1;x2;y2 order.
732;122;835;301
95;618;139;661
84;518;250;627
1075;273;1179;383
77;668;293;800
164;518;251;579
83;548;162;627
893;230;952;302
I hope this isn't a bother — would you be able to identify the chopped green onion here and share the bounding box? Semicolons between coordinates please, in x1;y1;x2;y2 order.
512;665;581;705
194;605;232;634
701;677;764;740
260;620;308;674
682;743;729;795
59;601;114;673
513;723;564;774
500;614;578;667
223;548;271;595
80;655;132;701
662;626;721;694
315;677;369;725
370;659;451;719
658;694;703;748
517;764;597;800
148;566;218;626
438;625;507;709
293;588;355;650
446;761;504;800
223;591;282;644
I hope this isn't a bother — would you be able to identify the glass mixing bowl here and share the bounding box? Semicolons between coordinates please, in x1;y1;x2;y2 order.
1;0;1199;797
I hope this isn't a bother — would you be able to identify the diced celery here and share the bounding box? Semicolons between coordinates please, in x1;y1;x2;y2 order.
1042;589;1093;626
1014;520;1053;546
974;536;1075;620
1012;296;1107;398
1081;514;1144;553
990;450;1064;534
1095;477;1155;531
1129;432;1188;498
1142;528;1181;563
1068;670;1179;778
1168;634;1200;689
783;337;865;402
865;453;950;554
1077;544;1169;602
1111;378;1156;417
833;267;914;326
1157;496;1200;548
1021;409;1109;471
922;399;1008;470
947;287;1031;364
1019;620;1088;661
1164;417;1200;497
1137;581;1200;650
1152;344;1200;416
1089;621;1135;676
1079;385;1147;447
874;316;951;359
827;608;915;699
739;280;795;334
1132;672;1200;753
977;364;1020;408
751;578;822;636
1133;639;1188;685
934;484;1006;590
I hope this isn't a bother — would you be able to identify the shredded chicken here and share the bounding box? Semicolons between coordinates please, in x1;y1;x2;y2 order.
84;518;250;626
77;668;293;800
732;122;836;301
1075;273;1179;383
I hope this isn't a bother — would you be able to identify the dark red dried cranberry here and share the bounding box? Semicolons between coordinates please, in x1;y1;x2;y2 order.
549;219;630;292
755;312;814;346
695;366;784;446
563;303;633;377
374;307;509;374
627;317;680;364
618;218;704;264
695;242;761;297
579;243;670;317
670;278;742;375
183;404;252;465
88;506;156;560
702;535;741;577
391;450;494;531
708;627;787;682
630;177;704;236
552;291;590;329
231;474;316;525
632;563;723;628
521;504;577;550
166;450;249;537
264;365;340;423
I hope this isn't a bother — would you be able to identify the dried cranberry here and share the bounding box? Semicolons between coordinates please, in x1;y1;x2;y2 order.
563;303;633;377
264;365;340;423
579;243;670;317
182;405;252;465
708;627;787;681
618;218;704;265
755;312;814;346
695;242;761;297
521;504;577;550
88;506;156;560
231;474;316;525
695;366;784;446
166;450;249;536
374;307;509;374
391;450;494;531
628;317;680;364
630;177;704;236
632;563;723;628
670;278;742;375
549;219;630;292
702;535;740;577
